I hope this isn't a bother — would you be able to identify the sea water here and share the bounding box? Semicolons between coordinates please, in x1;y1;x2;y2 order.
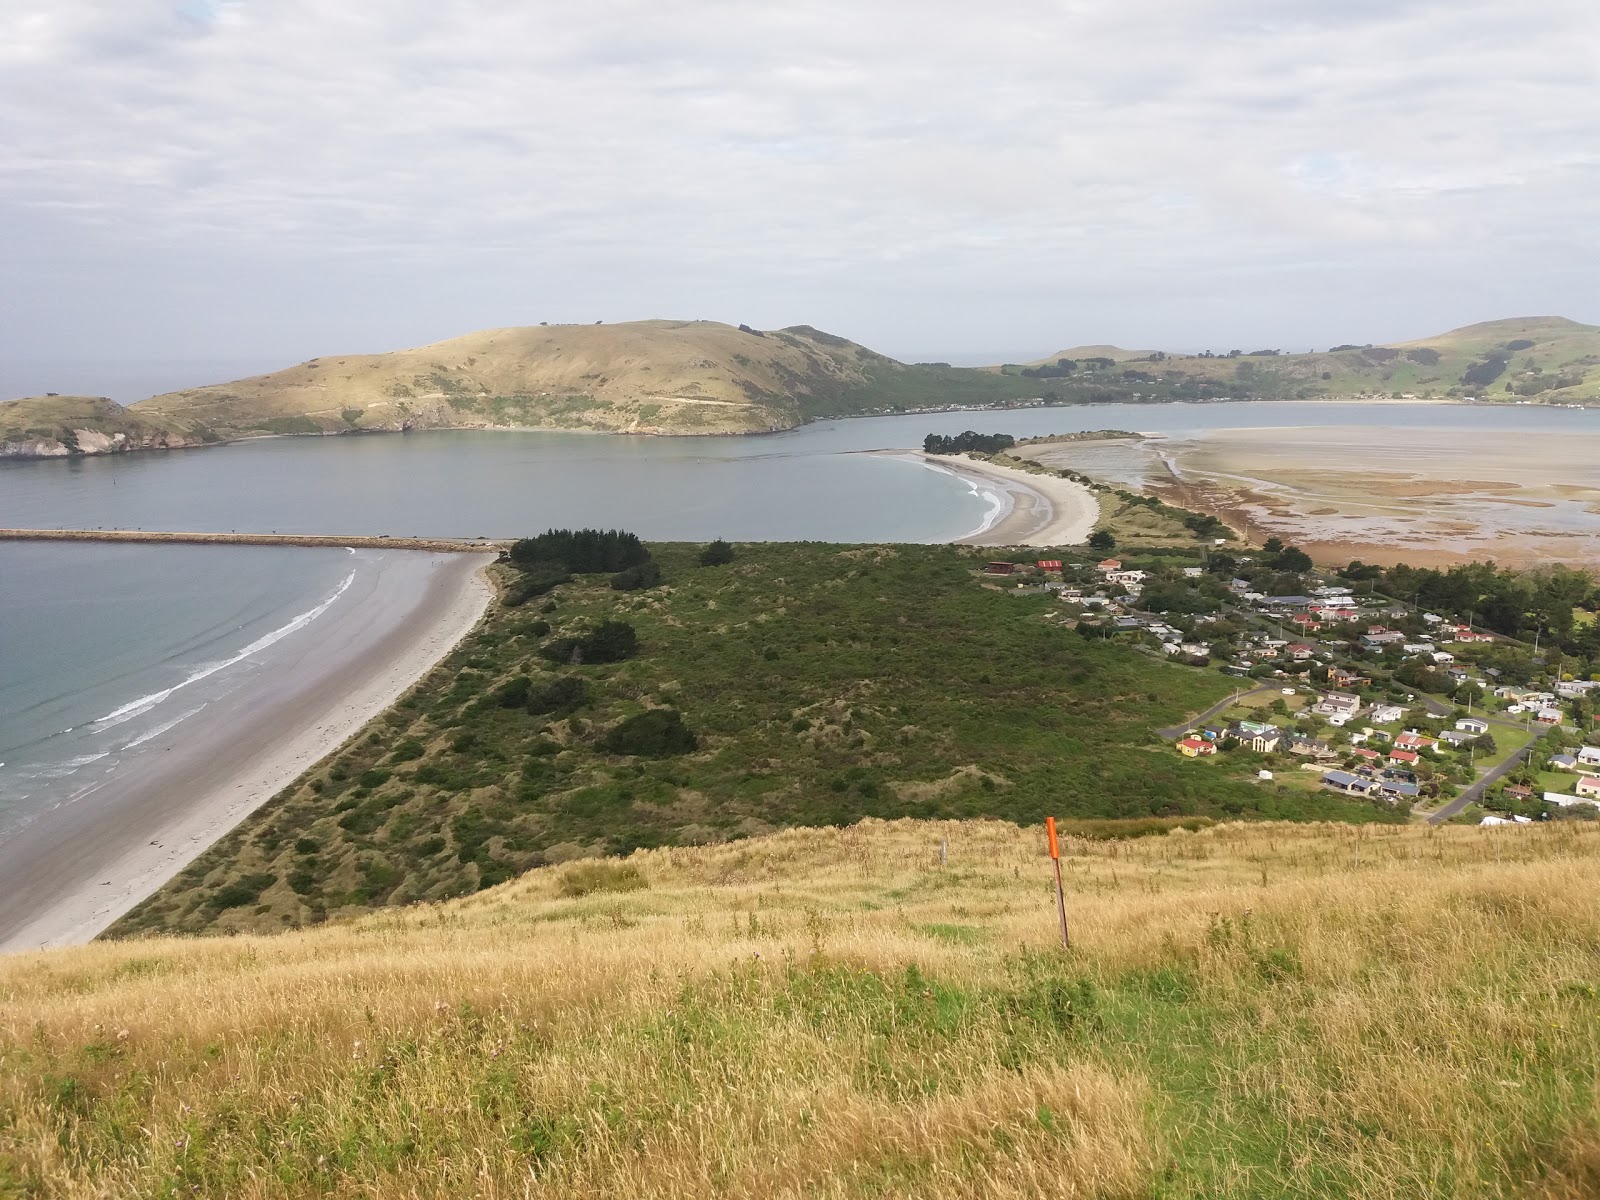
0;542;362;837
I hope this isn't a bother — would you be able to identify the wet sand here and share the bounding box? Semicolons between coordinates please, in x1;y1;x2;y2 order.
0;552;494;953
898;453;1098;546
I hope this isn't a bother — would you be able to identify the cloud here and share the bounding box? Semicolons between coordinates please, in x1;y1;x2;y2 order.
1;0;1597;370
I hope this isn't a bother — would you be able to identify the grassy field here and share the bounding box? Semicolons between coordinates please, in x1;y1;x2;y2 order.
5;819;1599;1197
112;544;1398;940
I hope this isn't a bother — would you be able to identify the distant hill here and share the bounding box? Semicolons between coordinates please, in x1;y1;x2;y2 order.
0;394;206;459
127;320;1041;441
1002;315;1600;402
0;321;1049;458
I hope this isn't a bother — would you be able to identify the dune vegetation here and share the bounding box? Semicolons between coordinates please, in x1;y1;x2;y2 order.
110;542;1394;940
4;819;1599;1198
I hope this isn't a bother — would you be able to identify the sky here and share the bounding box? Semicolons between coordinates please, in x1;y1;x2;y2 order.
3;0;1598;397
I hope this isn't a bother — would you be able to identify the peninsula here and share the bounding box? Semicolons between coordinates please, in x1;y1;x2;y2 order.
5;314;1598;460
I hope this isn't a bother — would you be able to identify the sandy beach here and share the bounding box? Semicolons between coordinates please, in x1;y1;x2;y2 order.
0;551;494;953
903;452;1099;546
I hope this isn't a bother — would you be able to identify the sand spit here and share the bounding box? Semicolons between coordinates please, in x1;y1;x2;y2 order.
0;552;494;953
905;453;1098;546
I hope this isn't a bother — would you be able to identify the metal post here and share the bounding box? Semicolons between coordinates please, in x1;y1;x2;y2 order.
1046;817;1070;950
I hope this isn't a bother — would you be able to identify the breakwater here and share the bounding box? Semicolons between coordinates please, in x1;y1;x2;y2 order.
0;529;504;553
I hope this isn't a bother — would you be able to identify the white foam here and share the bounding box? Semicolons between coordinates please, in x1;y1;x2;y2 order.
121;706;206;750
92;570;357;730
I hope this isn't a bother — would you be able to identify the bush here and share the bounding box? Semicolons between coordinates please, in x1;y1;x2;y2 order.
698;539;735;566
542;620;640;665
510;530;650;574
526;675;590;716
206;873;277;910
558;862;648;898
601;709;699;758
503;562;571;607
390;738;425;763
496;676;533;707
611;560;663;591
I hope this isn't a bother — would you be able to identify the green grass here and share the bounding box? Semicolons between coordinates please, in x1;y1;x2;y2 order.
112;543;1397;939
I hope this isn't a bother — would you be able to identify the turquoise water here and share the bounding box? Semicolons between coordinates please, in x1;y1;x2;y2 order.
2;401;1596;836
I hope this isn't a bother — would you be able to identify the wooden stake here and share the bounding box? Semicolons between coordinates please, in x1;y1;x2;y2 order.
1046;817;1070;950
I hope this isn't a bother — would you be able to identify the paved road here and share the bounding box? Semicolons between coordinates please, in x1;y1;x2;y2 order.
1157;685;1282;740
1426;738;1540;824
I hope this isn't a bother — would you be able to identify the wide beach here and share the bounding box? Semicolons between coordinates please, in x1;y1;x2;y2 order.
0;550;493;952
891;452;1099;546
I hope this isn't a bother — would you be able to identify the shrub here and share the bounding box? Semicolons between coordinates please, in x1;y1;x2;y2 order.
698;539;735;566
527;675;590;716
558;861;648;897
503;562;571;608
206;873;277;910
496;676;533;707
602;709;699;758
542;620;639;665
390;738;425;763
611;560;663;591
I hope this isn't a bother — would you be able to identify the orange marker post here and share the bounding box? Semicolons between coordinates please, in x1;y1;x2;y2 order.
1046;816;1070;950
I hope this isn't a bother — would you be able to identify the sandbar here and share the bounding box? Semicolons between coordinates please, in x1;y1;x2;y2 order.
906;452;1098;546
0;551;494;953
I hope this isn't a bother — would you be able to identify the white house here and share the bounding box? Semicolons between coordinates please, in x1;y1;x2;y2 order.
1369;704;1405;725
1578;777;1600;799
1577;746;1600;766
1456;717;1489;735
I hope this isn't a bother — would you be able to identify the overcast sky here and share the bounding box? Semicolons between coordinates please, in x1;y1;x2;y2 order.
3;0;1597;396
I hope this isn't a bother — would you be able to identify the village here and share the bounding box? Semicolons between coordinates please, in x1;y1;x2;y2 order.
980;546;1600;825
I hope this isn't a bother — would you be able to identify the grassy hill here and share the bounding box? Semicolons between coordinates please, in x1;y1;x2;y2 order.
124;320;1041;441
112;542;1389;941
0;394;206;459
1005;315;1600;403
7;818;1599;1197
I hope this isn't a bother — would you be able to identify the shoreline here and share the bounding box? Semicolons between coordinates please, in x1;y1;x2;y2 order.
0;551;495;953
892;451;1099;546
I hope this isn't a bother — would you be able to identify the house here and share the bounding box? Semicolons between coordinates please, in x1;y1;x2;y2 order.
984;561;1016;576
1323;770;1377;795
1503;784;1534;800
1430;650;1456;665
1545;791;1594;808
1369;704;1404;725
1105;569;1147;586
1290;614;1322;632
1177;737;1216;758
1314;692;1362;719
1095;558;1122;572
1249;729;1283;753
1456;717;1489;735
1389;748;1420;766
1182;566;1203;578
1439;730;1479;748
1536;708;1564;726
1394;732;1437;752
1285;642;1315;661
1351;747;1383;762
1288;736;1333;758
1263;596;1315;609
1036;559;1062;571
1549;754;1579;772
1329;668;1370;689
1577;777;1600;799
1577;746;1600;766
1361;632;1405;651
1377;779;1421;799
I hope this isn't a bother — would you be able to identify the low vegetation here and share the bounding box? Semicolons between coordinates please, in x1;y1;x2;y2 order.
112;541;1395;939
8;820;1600;1197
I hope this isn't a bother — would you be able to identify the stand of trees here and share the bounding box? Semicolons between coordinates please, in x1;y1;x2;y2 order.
924;431;1016;455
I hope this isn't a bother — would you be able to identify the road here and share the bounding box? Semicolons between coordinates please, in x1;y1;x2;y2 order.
1156;685;1282;741
1426;737;1541;824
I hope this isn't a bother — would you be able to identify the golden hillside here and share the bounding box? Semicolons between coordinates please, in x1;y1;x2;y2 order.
4;817;1598;1197
129;320;1035;440
0;394;204;459
1008;315;1600;402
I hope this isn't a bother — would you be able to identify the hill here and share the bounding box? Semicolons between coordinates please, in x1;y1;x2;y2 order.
124;320;1042;441
113;541;1393;939
1003;315;1600;403
6;818;1599;1197
0;394;207;459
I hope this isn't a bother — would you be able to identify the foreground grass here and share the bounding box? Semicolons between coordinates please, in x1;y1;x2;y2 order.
116;543;1391;938
7;819;1600;1198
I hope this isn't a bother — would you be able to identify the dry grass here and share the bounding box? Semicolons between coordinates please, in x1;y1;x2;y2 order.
3;819;1599;1198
